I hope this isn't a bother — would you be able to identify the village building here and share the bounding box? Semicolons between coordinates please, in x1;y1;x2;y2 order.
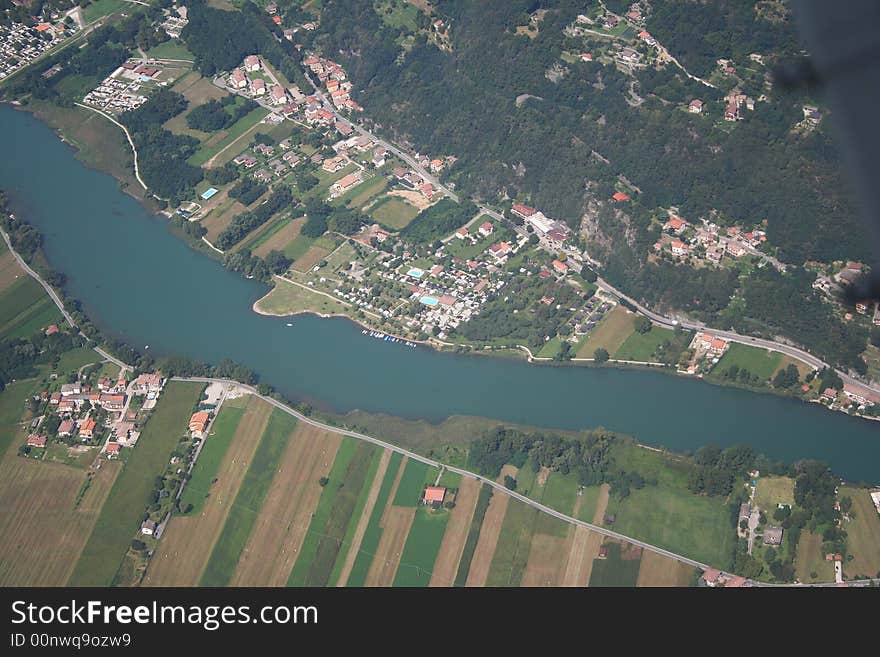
689;99;703;113
26;434;47;448
763;526;784;546
244;55;261;72
423;486;446;506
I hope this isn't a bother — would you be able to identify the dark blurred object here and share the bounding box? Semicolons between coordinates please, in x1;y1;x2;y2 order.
772;57;820;90
793;0;880;303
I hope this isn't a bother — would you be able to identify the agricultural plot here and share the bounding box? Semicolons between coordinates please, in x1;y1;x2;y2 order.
0;248;23;291
453;483;493;586
147;395;270;587
0;456;119;586
794;530;835;583
199;409;296;586
190;107;270;168
286;440;379;587
371;196;421;230
465;465;516;586
291;245;332;273
841;487;880;579
0;276;61;340
576;305;635;357
636;550;698;587
614;326;676;362
202;198;248;243
394;505;450;586
331;448;393;586
392;459;434;506
430;476;481;586
485;497;540;586
589;542;643;587
253;216;306;258
68;382;204;586
345;452;404;587
231;423;342;586
561;484;609;586
177;401;248;515
713;343;782;382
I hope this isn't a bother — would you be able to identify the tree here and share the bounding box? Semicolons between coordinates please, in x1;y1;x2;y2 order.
264;250;292;274
839;496;853;514
634;316;652;334
503;474;517;490
594;348;610;363
772;364;800;389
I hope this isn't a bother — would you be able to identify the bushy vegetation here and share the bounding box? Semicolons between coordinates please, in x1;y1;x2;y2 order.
186;96;258;132
215;186;292;250
399;199;476;244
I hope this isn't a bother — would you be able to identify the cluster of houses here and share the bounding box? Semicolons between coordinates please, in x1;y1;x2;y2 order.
23;371;165;459
0;15;77;81
303;54;362;113
160;5;188;38
652;212;771;268
819;382;880;414
83;60;165;115
228;54;307;114
233;137;305;182
701;569;748;588
686;332;730;373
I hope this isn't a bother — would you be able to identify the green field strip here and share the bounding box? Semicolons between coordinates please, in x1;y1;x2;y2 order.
485;498;539;587
392;459;433;507
179;404;247;514
327;447;384;586
345;451;403;586
453;483;492;586
199;409;296;586
393;506;451;587
285;437;358;586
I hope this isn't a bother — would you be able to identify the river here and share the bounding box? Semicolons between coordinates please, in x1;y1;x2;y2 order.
1;104;877;481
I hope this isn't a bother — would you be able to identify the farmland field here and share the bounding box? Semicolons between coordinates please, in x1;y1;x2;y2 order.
68;381;204;586
291;245;331;273
345;452;404;586
794;530;835;583
144;396;272;586
371;196;421;230
253;216;306;258
576;306;635;357
178;403;247;515
453;483;492;586
430;476;481;586
392;458;433;506
636;549;698;586
0;455;119;586
286;439;378;587
466;465;516;586
485;497;539;586
199;409;296;586
614;326;676;362
589;542;643;587
0;276;61;339
393;505;450;586
712;343;782;382
841;487;880;578
231;423;342;586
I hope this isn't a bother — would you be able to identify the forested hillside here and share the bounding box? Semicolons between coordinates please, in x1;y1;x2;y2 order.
295;0;870;370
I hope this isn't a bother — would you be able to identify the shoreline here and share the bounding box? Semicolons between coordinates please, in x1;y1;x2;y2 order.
9;98;878;425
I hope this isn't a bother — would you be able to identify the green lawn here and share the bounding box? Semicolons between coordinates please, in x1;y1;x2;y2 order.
614;326;676;362
145;40;194;61
179;405;246;515
454;484;491;586
371;197;421;230
588;542;642;587
55;347;100;375
0;374;42;455
200;409;296;586
712;343;782;381
393;506;450;586
283;233;316;261
69;381;204;586
754;476;795;511
83;0;128;22
287;440;378;586
346;452;403;586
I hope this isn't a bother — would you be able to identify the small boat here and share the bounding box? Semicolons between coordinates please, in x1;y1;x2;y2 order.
286;322;294;327
144;345;150;350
